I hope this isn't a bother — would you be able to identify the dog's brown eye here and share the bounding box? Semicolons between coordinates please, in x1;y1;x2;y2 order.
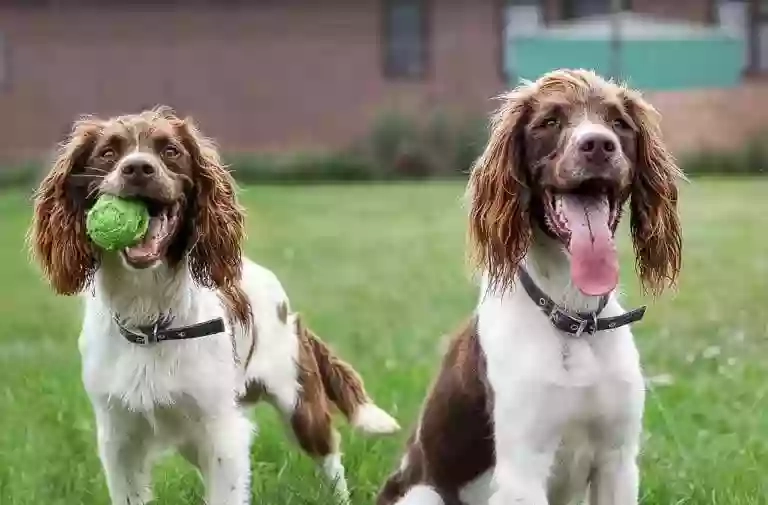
542;117;559;129
100;148;116;160
612;118;630;130
163;145;180;158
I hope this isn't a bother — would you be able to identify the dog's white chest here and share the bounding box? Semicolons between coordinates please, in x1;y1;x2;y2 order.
82;343;184;411
80;327;239;415
476;289;645;504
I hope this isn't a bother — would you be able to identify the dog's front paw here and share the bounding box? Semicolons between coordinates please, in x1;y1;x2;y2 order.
489;488;548;505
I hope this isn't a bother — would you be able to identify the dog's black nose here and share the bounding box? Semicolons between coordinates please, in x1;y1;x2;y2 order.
121;161;156;179
578;132;617;162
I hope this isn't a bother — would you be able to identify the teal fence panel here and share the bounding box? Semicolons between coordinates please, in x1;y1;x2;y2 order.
508;34;744;91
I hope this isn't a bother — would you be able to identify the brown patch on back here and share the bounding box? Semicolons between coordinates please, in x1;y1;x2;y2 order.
377;315;494;505
290;314;336;457
302;323;370;420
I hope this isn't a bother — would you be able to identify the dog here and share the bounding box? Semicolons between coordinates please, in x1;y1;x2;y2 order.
377;69;683;505
28;107;400;505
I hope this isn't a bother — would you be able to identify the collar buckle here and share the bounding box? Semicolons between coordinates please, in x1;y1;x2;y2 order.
115;315;166;346
548;306;565;325
136;330;158;346
135;319;164;345
145;321;162;344
549;307;597;338
572;312;597;338
120;325;159;346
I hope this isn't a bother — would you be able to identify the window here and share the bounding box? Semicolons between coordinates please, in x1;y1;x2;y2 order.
744;0;768;73
0;33;7;91
501;0;543;81
562;0;618;19
0;1;50;6
382;0;428;79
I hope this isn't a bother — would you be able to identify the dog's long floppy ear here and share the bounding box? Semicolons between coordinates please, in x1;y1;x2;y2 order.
624;89;684;295
467;88;533;292
29;118;102;295
176;115;251;326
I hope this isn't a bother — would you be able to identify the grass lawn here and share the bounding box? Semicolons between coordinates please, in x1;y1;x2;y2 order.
0;178;766;504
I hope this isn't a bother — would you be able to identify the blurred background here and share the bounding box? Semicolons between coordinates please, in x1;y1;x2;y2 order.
1;2;768;504
0;0;766;182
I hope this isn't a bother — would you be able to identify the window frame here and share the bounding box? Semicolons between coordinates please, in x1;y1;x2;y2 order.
747;0;768;74
381;0;431;80
561;0;614;20
498;0;543;82
0;33;8;92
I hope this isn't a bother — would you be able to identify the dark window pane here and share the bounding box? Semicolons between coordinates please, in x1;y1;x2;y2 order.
564;0;613;19
0;33;6;90
384;0;426;78
0;0;51;6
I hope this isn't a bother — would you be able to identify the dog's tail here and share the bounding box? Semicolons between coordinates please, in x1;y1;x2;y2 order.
298;319;400;435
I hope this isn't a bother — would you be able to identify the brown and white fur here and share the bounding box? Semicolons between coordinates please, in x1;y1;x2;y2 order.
29;107;400;505
377;69;683;505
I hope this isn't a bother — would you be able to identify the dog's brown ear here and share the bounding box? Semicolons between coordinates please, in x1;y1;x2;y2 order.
467;88;533;292
29;118;102;294
176;116;251;326
624;90;684;295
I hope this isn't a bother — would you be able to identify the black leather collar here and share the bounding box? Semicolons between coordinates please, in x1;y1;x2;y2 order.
517;267;646;337
115;313;225;345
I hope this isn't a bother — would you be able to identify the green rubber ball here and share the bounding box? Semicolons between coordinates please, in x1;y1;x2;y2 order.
86;195;149;251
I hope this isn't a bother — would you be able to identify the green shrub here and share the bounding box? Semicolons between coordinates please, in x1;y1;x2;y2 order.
681;135;768;176
0;161;43;190
226;111;489;183
226;151;376;184
353;109;488;179
353;111;433;178
1;130;765;188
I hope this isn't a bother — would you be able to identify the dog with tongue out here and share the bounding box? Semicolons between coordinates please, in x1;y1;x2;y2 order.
377;70;683;505
559;192;618;296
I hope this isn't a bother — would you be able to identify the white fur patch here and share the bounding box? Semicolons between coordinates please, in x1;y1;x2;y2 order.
77;256;347;504
352;403;401;434
476;238;645;504
459;470;494;505
322;452;350;503
395;485;444;505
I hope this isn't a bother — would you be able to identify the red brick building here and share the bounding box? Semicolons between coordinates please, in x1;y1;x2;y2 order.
0;0;765;161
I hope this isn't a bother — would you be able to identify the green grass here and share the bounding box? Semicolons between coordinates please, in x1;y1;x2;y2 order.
0;178;766;504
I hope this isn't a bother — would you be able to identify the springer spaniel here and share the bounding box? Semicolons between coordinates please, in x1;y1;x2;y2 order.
377;69;683;505
29;107;400;505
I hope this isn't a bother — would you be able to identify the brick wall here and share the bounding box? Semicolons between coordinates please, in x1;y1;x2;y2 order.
630;0;715;24
0;1;504;161
647;79;768;155
542;0;714;24
0;2;765;165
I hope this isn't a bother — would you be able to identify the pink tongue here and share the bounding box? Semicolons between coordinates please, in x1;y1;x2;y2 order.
124;216;165;262
561;194;618;296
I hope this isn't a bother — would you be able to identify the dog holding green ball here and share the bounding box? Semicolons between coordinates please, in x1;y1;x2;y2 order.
86;195;150;251
29;107;399;505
